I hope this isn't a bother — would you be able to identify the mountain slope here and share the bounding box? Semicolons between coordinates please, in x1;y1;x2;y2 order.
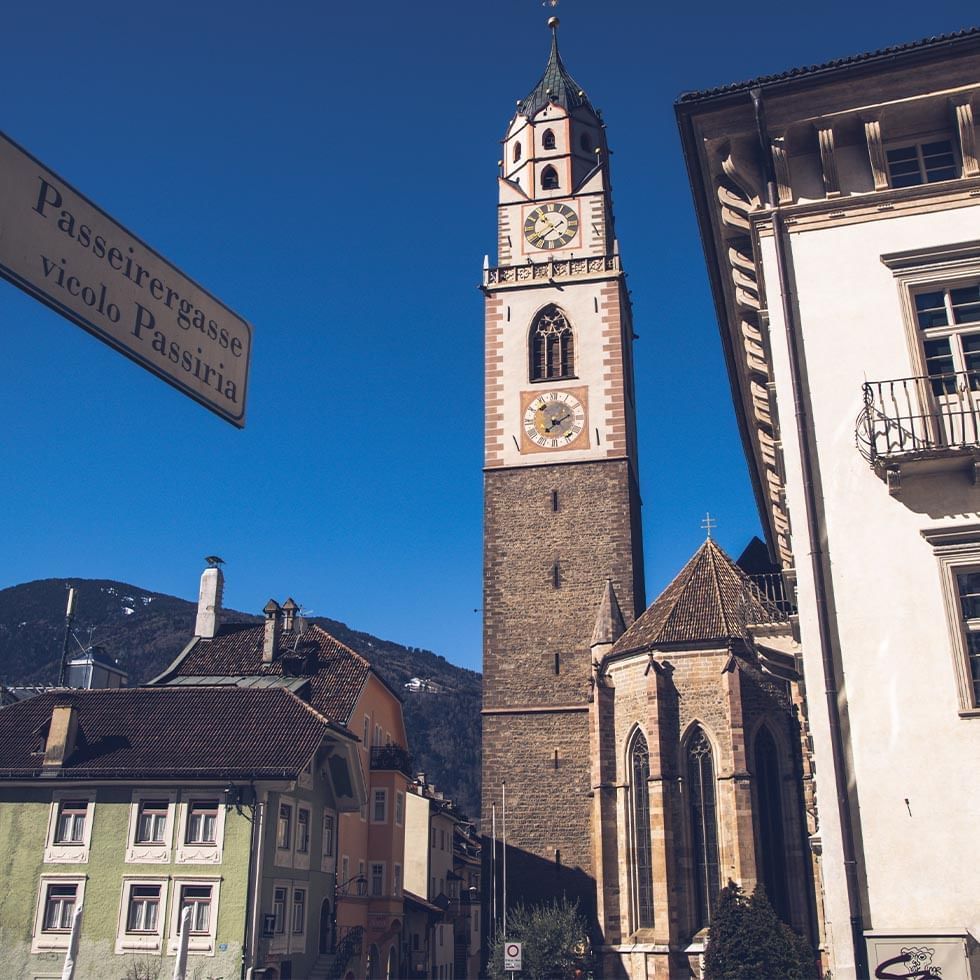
0;578;481;818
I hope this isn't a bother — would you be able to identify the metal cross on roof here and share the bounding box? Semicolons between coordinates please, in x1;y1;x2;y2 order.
701;512;717;538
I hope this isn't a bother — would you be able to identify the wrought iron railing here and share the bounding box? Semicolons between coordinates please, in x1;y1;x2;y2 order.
484;254;620;287
370;743;412;775
857;371;980;464
749;573;796;616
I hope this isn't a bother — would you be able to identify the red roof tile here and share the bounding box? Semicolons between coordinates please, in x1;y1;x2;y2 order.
159;623;371;725
0;686;334;778
610;539;785;656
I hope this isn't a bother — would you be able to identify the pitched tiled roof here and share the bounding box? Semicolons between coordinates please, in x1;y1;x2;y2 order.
518;29;595;119
676;27;980;104
158;623;371;725
610;539;785;656
0;686;333;778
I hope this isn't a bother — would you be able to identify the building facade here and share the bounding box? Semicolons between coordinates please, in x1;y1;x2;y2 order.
677;28;980;980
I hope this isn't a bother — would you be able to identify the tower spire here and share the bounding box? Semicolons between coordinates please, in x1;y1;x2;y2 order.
517;18;594;119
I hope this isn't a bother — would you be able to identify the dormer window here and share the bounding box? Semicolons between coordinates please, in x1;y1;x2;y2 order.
513;142;522;163
541;166;559;191
543;129;556;150
886;138;957;188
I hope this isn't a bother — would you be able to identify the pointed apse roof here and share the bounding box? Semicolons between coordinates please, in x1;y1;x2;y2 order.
610;538;786;656
518;21;595;119
591;579;626;647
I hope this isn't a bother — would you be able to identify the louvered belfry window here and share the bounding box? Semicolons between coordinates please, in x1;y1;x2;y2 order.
629;730;654;929
530;306;574;381
687;727;720;930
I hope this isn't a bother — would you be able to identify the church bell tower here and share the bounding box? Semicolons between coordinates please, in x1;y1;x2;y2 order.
481;18;645;915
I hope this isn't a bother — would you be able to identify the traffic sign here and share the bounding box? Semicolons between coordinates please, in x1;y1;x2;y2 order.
0;130;252;427
504;940;522;971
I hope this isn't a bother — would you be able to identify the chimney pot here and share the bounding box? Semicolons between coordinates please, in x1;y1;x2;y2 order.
282;597;298;632
195;565;224;639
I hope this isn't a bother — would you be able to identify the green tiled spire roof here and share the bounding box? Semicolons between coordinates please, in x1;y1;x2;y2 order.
518;22;595;119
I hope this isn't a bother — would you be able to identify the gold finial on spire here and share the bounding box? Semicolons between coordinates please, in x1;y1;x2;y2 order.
701;512;717;539
547;15;560;30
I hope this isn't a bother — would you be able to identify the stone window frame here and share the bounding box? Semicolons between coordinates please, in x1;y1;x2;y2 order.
321;810;336;872
625;725;654;933
44;791;96;865
529;304;576;383
166;876;221;956
371;788;388;824
125;790;177;864
921;523;980;716
682;722;721;932
32;874;87;953
175;793;226;866
295;804;312;871
115;876;169;955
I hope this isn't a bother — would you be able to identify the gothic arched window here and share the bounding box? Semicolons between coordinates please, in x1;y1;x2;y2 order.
687;727;720;930
543;129;556;150
530;306;574;381
513;141;522;163
628;730;654;930
754;726;790;921
541;165;559;190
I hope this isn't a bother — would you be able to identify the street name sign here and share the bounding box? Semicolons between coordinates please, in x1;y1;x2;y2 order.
504;941;522;971
0;130;251;427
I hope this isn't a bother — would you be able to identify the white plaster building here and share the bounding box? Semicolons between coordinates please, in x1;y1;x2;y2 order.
677;28;980;980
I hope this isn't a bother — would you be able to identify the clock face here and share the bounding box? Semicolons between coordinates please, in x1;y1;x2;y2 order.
523;391;586;449
523;203;579;250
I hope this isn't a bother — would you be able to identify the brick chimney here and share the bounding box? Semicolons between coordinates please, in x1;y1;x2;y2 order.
263;599;281;663
195;560;225;639
43;704;78;770
282;597;298;632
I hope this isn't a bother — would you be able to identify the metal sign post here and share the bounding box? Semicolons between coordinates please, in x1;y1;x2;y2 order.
0;130;252;427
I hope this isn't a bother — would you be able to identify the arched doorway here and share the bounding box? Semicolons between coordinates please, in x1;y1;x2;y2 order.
319;898;332;954
366;943;380;980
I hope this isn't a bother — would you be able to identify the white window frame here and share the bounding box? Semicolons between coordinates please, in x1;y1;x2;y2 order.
370;861;386;898
371;788;388;824
275;797;294;868
357;860;367;896
321;811;336;872
295;805;311;871
270;880;305;955
922;524;980;714
884;131;960;189
175;794;226;865
115;876;169;954
292;886;307;941
125;791;177;864
393;862;402;896
167;877;221;956
44;793;95;864
32;875;86;953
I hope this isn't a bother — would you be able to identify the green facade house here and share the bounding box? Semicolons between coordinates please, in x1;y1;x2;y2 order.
0;685;365;980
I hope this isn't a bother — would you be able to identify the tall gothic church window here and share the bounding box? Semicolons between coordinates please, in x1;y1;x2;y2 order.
628;730;654;929
687;727;720;929
530;306;574;381
754;726;790;921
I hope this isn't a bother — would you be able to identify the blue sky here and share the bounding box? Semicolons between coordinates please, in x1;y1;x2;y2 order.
0;1;974;672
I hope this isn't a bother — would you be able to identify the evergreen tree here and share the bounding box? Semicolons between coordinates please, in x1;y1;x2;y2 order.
488;898;593;980
703;881;818;980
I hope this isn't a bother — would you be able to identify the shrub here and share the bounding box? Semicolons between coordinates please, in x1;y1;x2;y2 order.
703;881;818;980
487;898;593;980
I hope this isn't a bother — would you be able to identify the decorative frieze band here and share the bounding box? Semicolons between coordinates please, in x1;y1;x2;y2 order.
484;254;620;288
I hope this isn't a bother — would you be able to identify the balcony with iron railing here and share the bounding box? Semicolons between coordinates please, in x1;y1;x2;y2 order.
370;743;413;776
857;371;980;493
